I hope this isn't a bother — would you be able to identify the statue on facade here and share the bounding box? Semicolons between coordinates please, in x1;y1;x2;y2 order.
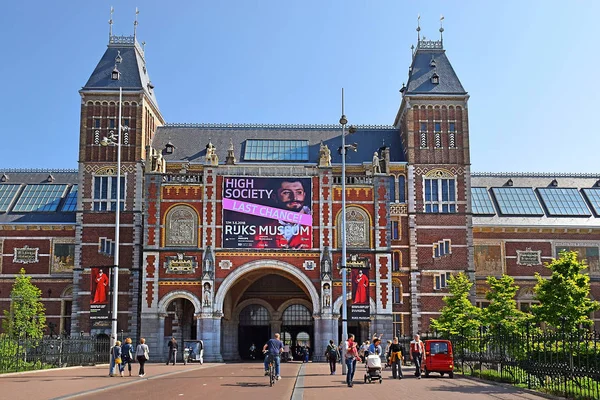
322;283;331;308
372;151;381;174
203;282;212;307
203;245;214;279
205;141;219;166
318;141;331;167
321;246;332;280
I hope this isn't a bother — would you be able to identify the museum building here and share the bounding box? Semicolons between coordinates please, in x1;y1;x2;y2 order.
0;27;599;362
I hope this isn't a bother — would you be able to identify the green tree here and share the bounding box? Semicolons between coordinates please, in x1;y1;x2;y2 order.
430;272;481;337
482;275;529;334
2;268;46;340
532;251;600;333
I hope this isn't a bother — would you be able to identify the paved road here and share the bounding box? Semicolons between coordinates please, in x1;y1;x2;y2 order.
0;361;550;400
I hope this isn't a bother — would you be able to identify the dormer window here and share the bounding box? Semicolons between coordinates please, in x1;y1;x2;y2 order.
47;174;55;183
1;174;8;182
430;57;436;68
431;73;439;84
550;179;558;187
506;179;514;187
111;66;120;81
165;142;175;154
115;51;123;64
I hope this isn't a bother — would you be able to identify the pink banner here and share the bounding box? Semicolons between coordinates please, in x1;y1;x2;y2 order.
223;198;312;226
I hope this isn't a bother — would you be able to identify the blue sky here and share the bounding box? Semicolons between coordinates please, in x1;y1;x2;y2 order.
1;1;598;173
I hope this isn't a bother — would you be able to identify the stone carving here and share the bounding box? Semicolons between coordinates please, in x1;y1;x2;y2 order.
146;147;165;173
203;246;215;279
516;248;542;266
219;259;232;270
225;139;236;165
318;141;331;167
303;260;316;270
474;244;504;276
380;147;390;173
166;205;197;247
342;208;369;248
321;246;332;280
322;283;331;308
164;253;197;273
372;152;381;174
205;141;219;166
14;246;39;264
203;282;212;307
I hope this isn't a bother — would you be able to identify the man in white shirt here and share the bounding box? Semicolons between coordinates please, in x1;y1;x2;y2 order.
410;334;426;379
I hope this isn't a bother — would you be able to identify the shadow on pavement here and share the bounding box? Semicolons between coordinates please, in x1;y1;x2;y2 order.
222;382;270;388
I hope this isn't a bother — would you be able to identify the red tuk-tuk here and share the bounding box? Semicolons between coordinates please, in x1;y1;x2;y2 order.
423;339;454;378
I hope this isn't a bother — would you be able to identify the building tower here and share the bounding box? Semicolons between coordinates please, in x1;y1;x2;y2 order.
72;16;164;337
394;25;472;333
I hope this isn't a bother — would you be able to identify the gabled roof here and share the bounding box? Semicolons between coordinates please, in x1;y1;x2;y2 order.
81;36;159;109
153;124;406;165
405;40;466;96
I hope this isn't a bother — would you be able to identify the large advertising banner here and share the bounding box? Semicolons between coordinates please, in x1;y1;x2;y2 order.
90;267;110;328
350;268;370;321
222;177;312;249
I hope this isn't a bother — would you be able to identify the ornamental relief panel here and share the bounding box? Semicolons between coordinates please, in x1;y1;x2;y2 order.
338;207;370;248
165;205;198;247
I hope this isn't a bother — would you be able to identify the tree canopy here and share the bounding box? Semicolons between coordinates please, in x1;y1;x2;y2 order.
482;274;529;334
2;268;46;340
430;272;481;337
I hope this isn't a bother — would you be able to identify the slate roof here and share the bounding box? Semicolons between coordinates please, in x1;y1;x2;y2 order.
0;170;78;224
471;173;600;226
153;124;406;165
405;40;466;95
81;36;159;108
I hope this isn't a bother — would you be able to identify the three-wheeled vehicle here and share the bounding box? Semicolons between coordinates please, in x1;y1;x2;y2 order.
183;340;204;365
423;339;454;378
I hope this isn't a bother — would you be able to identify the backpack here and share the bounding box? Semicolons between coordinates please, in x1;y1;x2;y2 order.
327;345;337;361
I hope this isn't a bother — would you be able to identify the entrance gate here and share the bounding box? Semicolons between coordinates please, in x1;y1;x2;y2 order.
280;304;313;361
238;304;271;360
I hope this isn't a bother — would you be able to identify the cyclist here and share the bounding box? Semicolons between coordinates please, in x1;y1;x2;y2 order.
263;333;284;380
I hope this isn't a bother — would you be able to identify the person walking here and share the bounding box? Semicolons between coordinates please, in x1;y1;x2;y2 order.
387;337;404;379
345;334;360;387
121;337;134;377
384;340;392;368
325;339;339;375
166;337;178;365
410;334;425;379
136;338;150;377
110;340;122;377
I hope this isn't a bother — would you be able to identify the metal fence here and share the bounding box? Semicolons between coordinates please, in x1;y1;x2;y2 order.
397;327;600;400
0;334;110;374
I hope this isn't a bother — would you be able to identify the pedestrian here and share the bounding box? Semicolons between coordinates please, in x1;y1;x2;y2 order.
166;337;178;365
410;334;425;379
303;344;310;363
121;337;134;377
368;338;382;356
384;340;392;368
325;339;339;375
387;337;404;379
110;340;122;377
136;338;150;377
345;334;360;387
249;343;256;360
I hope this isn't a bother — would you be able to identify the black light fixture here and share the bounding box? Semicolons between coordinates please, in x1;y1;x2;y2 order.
111;65;120;81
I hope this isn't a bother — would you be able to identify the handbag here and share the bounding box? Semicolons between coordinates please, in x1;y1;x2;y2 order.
144;348;149;360
115;357;122;364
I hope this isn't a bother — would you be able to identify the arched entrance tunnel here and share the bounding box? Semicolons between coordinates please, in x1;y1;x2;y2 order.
220;269;314;361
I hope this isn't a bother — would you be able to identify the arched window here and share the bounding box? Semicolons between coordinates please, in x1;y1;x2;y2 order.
398;176;406;203
239;304;271;326
337;207;370;248
392;279;403;304
281;304;312;326
165;205;198;247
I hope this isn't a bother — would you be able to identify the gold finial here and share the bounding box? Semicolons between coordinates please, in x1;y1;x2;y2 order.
109;6;114;40
134;7;139;39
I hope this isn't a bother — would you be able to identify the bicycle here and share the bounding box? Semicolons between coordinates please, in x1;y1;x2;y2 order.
266;354;276;387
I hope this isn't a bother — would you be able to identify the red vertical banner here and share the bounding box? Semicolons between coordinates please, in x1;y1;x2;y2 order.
90;267;110;328
350;268;370;321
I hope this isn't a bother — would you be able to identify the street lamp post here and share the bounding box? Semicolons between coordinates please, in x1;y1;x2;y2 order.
339;89;356;374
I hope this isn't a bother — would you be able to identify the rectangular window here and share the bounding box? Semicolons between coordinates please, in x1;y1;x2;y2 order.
392;252;401;271
433;240;452;258
434;122;441;132
476;301;490;309
93;176;125;211
392;313;404;337
244;139;309;161
434;272;452;290
393;286;402;304
389;176;396;202
425;178;457;213
109;119;116;129
449;122;456;132
391;221;400;240
420;122;427;132
123;118;130;128
398;176;406;203
99;237;115;256
94;118;101;129
419;122;428;148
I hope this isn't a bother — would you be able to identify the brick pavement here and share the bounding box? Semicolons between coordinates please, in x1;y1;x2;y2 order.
0;361;551;400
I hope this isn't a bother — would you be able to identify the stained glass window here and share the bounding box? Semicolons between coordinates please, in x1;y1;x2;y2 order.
61;185;78;212
538;188;591;216
12;184;67;212
244;140;309;161
491;187;544;216
582;188;600;216
0;184;21;212
471;187;496;215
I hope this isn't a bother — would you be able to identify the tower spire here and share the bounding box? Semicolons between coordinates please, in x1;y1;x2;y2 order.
133;7;139;40
109;6;114;41
440;15;445;44
416;14;421;44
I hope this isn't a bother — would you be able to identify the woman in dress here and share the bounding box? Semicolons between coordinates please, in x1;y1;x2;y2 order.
135;338;150;377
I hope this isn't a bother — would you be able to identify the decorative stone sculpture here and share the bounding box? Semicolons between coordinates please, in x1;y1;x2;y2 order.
318;141;331;167
372;151;381;174
205;141;219;166
322;283;331;308
203;245;215;279
203;282;212;307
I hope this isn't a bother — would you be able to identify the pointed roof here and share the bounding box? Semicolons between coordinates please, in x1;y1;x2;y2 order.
81;36;159;109
405;39;466;96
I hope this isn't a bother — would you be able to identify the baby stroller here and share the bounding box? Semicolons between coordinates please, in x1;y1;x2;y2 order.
364;354;383;384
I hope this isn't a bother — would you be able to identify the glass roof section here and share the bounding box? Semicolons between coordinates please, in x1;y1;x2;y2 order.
0;184;22;212
491;187;544;216
538;188;591;217
582;188;600;216
471;187;496;215
12;184;68;212
61;185;78;212
244;139;309;161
